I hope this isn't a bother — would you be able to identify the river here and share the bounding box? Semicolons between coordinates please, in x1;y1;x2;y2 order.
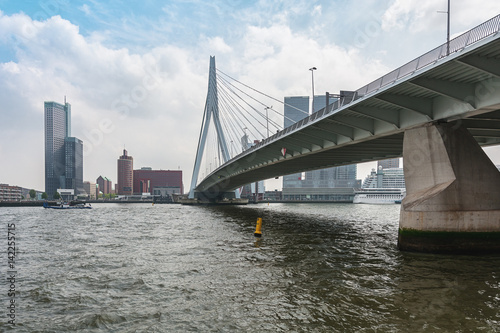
1;203;499;332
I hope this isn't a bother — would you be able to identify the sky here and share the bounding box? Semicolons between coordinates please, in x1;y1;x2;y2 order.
1;0;500;192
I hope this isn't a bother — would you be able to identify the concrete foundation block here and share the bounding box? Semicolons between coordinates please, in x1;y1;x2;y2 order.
399;122;500;254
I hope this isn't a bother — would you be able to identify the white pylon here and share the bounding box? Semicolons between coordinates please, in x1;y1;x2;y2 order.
188;56;239;199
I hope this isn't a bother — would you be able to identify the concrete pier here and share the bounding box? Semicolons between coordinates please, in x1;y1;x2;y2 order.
398;122;500;254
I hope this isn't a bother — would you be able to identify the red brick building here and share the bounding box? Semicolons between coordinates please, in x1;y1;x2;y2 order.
133;168;183;195
96;176;112;195
117;149;133;195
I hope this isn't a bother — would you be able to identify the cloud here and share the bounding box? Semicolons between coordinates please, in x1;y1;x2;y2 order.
0;12;209;189
0;8;412;190
79;4;91;16
203;36;232;54
382;0;500;33
1;3;500;191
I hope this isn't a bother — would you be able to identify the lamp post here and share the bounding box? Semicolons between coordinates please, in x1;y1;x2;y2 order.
309;67;317;114
265;106;272;137
446;0;450;55
438;0;450;55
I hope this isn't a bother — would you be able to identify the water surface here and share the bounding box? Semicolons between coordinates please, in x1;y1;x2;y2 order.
1;203;499;332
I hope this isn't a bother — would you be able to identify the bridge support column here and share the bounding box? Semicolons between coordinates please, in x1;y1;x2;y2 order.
399;122;500;254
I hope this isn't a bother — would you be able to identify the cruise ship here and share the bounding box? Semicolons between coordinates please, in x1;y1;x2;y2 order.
353;188;405;204
354;167;406;204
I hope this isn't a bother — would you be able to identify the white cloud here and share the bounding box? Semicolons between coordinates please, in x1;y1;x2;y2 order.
79;4;91;16
382;0;500;34
1;3;500;191
0;10;410;190
1;61;20;73
0;13;209;189
204;36;232;54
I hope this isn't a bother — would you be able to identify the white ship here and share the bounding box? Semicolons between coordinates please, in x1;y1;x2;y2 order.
353;166;406;204
353;188;405;204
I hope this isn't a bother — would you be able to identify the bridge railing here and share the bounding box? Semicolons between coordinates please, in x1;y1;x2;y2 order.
354;13;500;101
216;14;500;174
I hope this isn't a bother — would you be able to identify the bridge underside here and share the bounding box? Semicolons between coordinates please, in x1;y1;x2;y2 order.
191;19;500;252
194;110;500;199
196;31;500;195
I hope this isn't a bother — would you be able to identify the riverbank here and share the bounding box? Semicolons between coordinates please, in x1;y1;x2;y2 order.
0;199;362;207
0;200;178;207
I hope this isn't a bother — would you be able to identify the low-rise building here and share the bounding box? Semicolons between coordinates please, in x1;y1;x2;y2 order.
96;176;113;195
83;181;97;199
133;169;183;195
0;184;22;201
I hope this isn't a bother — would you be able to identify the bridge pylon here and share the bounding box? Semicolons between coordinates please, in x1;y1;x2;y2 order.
399;122;500;254
186;56;243;204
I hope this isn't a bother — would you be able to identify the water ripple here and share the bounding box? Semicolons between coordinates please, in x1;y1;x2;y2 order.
0;203;499;332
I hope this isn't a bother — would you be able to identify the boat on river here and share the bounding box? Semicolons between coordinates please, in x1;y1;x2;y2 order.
353;188;405;204
43;201;92;209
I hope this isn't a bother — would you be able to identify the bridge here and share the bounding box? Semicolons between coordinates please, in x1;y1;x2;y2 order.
186;14;500;254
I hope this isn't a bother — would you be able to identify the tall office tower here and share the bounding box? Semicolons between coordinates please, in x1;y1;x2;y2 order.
65;137;84;193
377;158;400;169
282;96;310;188
284;96;310;127
282;95;358;200
117;149;134;195
44;101;70;197
283;95;357;187
44;100;83;199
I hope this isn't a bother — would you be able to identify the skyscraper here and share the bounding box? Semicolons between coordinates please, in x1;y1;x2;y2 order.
65;137;84;194
282;94;359;200
377;158;400;169
44;100;83;199
117;149;133;195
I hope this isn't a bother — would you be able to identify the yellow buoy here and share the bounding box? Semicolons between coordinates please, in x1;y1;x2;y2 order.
254;217;262;237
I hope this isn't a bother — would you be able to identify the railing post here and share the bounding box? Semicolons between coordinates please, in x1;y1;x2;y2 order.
464;31;472;48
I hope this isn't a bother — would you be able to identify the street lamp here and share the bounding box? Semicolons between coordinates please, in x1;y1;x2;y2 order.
309;67;317;114
438;0;450;55
265;106;272;137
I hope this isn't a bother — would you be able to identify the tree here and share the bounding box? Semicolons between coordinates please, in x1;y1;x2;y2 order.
29;189;36;199
41;192;48;200
53;191;61;200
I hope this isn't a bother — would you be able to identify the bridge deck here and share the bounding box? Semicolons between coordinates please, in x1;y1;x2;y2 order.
195;15;500;196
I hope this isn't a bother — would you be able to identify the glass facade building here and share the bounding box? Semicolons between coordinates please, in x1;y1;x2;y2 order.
377;158;400;170
282;95;359;200
65;137;84;194
361;167;406;189
44;100;83;199
44;101;69;198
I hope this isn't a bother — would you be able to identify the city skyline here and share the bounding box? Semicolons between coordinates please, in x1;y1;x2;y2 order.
2;1;500;191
